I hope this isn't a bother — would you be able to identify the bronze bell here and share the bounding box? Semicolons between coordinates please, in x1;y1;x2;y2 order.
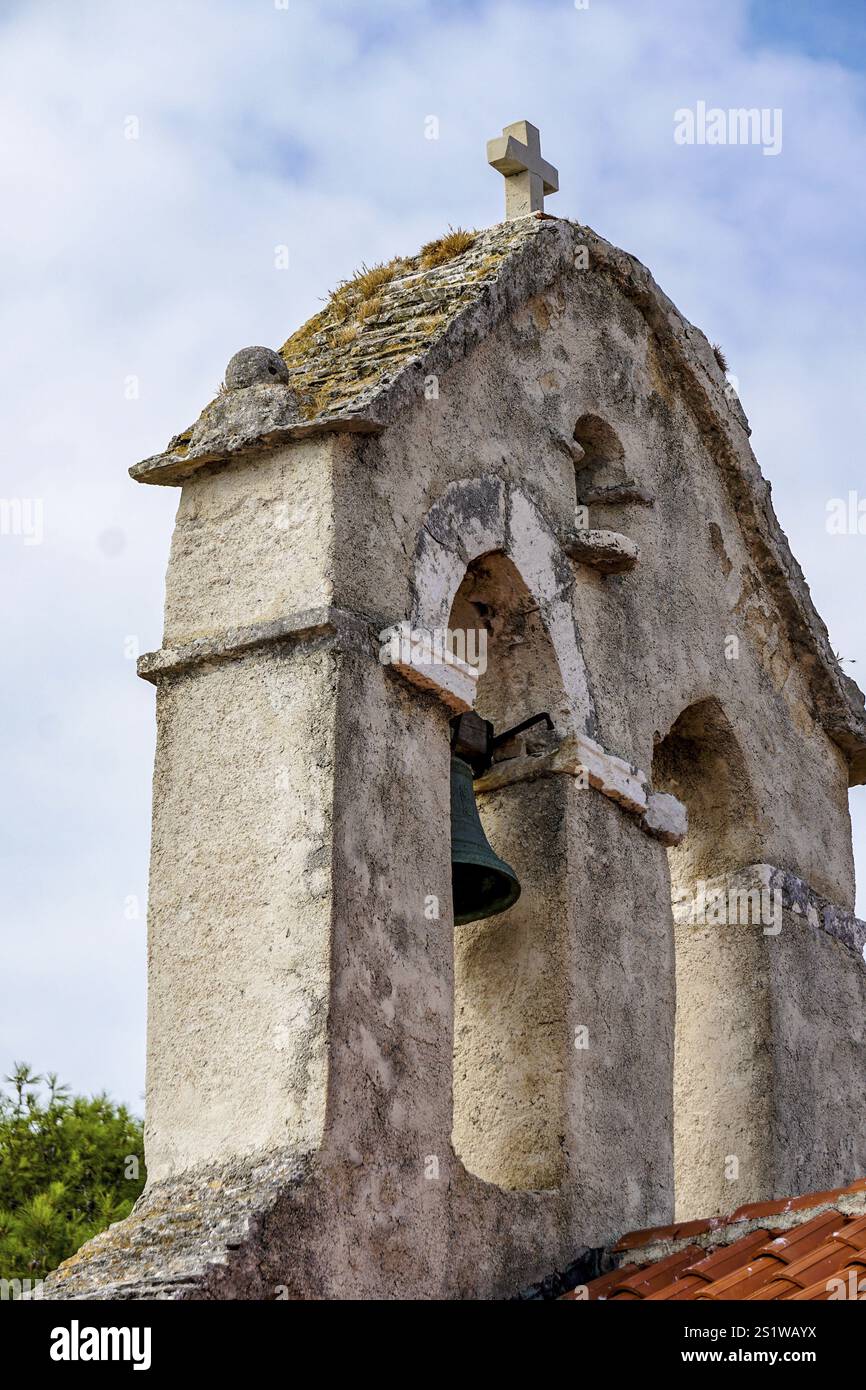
450;755;521;925
449;712;527;926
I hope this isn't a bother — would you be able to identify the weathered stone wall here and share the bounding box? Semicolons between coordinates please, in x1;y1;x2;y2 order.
144;437;339;1180
144;643;336;1179
453;776;571;1192
671;914;772;1220
332;255;854;904
562;785;675;1238
670;865;866;1222
44;218;865;1299
770;907;866;1197
162;438;335;645
324;243;858;1236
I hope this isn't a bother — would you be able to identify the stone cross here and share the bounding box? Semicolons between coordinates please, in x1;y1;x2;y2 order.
487;120;559;219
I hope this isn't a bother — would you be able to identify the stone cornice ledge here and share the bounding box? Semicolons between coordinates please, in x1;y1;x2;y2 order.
473;734;688;845
390;649;479;713
137;606;374;683
673;863;866;963
130;412;384;488
363;656;688;845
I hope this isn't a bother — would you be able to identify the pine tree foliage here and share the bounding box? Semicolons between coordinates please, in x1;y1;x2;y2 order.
0;1062;145;1286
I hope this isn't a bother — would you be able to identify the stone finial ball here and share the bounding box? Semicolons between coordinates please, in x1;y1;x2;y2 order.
225;346;290;390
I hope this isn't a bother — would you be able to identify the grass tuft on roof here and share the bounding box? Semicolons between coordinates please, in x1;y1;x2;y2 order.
356;294;384;323
419;227;477;269
272;222;523;420
337;258;404;303
159;216;544;446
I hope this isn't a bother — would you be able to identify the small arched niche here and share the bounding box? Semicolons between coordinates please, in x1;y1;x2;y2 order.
572;413;627;496
652;699;772;1220
449;551;570;1191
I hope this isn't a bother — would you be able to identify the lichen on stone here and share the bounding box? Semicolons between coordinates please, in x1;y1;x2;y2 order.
271;221;536;426
145;221;545;464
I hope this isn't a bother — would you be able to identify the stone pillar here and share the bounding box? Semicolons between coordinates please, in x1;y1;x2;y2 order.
44;442;678;1300
139;437;340;1181
671;906;773;1219
143;638;337;1178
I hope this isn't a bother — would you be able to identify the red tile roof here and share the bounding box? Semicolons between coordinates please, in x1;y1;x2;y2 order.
565;1178;866;1302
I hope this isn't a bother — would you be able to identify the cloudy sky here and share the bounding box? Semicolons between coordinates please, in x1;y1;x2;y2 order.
2;0;864;1110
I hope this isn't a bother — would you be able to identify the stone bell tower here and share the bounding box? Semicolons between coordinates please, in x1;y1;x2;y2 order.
45;128;866;1300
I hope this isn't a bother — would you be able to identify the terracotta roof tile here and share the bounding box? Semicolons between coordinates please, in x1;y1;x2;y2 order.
776;1239;857;1291
785;1279;837;1302
697;1255;788;1300
645;1232;779;1303
730;1187;849;1223
645;1274;710;1301
683;1229;774;1282
566;1179;866;1304
610;1246;704;1298
612;1222;681;1252
673;1217;725;1242
757;1210;844;1263
560;1264;640;1300
838;1215;866;1251
613;1218;721;1252
788;1257;866;1301
747;1275;801;1301
744;1238;855;1300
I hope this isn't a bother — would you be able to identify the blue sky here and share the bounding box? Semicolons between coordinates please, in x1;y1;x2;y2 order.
748;0;866;70
1;0;864;1110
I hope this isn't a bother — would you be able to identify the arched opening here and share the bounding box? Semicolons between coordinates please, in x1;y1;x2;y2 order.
448;551;570;1191
572;413;627;495
652;699;772;1219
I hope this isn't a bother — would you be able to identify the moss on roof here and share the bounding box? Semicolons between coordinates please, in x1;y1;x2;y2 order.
276;223;532;420
157;219;541;457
